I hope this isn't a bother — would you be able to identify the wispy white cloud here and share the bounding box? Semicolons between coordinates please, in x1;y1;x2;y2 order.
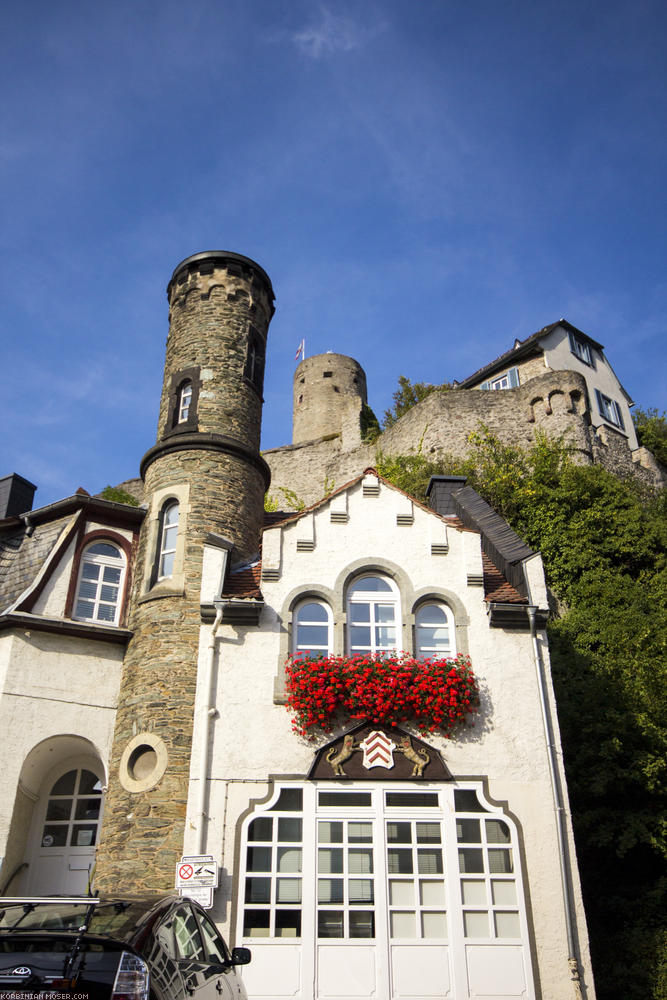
292;5;385;58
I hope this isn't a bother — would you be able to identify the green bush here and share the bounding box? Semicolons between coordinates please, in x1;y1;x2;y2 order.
379;429;667;999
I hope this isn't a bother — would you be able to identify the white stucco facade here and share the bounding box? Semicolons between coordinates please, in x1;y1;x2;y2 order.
183;474;594;1000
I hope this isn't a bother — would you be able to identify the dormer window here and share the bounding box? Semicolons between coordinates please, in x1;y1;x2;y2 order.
178;381;193;423
568;331;594;367
74;542;126;625
158;501;179;578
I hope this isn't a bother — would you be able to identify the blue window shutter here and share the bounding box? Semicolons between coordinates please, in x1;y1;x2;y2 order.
595;389;604;415
508;367;519;388
480;381;490;390
614;401;625;430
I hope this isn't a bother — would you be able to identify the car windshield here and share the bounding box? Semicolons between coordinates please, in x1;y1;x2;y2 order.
0;900;154;937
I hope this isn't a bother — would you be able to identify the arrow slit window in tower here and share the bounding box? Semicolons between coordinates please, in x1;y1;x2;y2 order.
245;326;266;394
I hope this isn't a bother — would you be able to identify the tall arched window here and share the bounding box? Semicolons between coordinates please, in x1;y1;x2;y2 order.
74;541;126;624
293;600;333;656
158;501;179;579
415;602;456;658
346;575;400;655
177;380;193;423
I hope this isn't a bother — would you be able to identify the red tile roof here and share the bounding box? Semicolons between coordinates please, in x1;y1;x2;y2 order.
225;561;262;599
482;551;526;604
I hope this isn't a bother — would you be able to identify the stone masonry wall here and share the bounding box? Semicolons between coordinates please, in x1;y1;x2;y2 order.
95;253;273;893
293;354;367;445
465;352;547;387
265;369;662;506
265;370;592;506
158;257;274;450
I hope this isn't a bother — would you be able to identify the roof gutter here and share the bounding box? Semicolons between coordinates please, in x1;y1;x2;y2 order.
0;494;145;531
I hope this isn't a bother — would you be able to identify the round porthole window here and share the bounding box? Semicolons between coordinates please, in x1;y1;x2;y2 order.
119;733;168;793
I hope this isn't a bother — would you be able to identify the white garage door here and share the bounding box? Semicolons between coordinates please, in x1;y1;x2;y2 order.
237;783;535;1000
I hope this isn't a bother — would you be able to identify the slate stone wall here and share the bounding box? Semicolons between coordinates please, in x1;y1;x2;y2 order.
95;254;273;893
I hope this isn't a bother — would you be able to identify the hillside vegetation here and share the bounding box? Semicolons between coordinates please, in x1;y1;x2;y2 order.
377;426;667;1000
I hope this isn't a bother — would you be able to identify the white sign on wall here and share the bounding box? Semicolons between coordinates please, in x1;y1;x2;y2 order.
179;885;213;909
175;855;218;889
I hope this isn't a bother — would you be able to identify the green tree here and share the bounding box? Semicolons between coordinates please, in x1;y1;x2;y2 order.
382;375;453;429
634;407;667;467
378;430;667;999
100;485;140;506
360;403;381;443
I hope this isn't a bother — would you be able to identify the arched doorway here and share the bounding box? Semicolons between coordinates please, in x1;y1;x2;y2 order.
1;736;107;898
26;762;104;896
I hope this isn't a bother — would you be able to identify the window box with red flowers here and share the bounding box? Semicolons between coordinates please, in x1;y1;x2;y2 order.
285;652;479;740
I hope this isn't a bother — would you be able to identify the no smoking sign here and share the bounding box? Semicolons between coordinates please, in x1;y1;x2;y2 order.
175;855;218;889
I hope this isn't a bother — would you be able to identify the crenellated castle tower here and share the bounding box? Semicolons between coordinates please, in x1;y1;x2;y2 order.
95;251;274;891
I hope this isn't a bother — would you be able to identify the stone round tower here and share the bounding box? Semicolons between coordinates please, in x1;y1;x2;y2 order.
95;251;274;892
293;353;368;444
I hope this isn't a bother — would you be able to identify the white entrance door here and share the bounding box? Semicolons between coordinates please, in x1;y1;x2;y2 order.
238;783;535;1000
27;767;104;896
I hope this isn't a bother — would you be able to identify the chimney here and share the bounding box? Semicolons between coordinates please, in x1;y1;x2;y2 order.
0;474;37;518
426;475;467;516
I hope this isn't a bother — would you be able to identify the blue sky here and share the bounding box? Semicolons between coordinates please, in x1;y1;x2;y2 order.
2;0;665;508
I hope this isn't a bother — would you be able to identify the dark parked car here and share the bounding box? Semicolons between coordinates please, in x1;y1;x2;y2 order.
0;895;251;1000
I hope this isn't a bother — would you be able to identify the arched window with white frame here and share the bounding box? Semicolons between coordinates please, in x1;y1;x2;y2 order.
346;574;400;655
415;601;456;658
177;380;193;423
74;541;126;625
293;600;333;656
158;501;179;579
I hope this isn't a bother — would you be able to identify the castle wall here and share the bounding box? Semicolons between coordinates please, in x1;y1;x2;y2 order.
265;370;598;507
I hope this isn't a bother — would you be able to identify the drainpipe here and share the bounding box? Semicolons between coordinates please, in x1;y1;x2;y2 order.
196;606;223;855
20;513;34;537
527;605;585;1000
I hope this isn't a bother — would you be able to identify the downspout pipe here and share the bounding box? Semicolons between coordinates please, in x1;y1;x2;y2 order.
527;605;585;1000
196;605;223;855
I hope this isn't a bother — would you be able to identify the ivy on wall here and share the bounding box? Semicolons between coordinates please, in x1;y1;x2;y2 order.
378;428;667;1000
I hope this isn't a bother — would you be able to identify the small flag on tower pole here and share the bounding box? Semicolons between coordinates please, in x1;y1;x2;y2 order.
294;339;305;362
